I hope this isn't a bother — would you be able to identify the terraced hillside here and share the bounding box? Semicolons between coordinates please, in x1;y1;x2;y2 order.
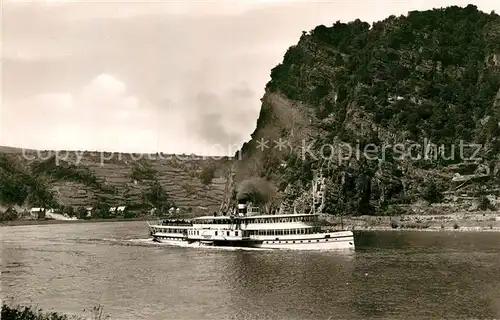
235;5;500;216
0;146;232;216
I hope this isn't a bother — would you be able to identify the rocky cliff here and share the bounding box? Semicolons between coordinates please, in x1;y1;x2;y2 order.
2;5;500;218
236;5;500;215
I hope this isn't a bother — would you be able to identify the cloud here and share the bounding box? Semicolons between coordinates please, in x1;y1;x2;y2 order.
1;73;259;155
2;0;499;155
189;87;258;147
2;74;158;152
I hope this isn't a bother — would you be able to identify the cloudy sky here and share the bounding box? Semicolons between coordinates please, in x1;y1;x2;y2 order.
2;0;498;155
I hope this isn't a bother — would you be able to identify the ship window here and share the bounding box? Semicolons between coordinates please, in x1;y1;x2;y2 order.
227;231;230;236
215;231;218;236
292;241;295;243
235;231;238;236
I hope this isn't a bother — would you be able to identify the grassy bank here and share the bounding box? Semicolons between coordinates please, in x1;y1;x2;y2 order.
1;303;109;320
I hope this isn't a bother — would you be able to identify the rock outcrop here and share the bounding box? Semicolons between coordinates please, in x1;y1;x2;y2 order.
236;5;500;215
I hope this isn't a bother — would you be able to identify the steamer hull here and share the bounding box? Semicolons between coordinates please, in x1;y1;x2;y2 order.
147;215;355;251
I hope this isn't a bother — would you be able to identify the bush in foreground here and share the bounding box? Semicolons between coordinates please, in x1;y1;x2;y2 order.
1;303;109;320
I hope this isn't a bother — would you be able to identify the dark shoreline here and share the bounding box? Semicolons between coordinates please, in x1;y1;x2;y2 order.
0;217;148;227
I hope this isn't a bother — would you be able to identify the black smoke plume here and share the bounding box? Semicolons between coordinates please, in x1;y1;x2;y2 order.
236;178;275;205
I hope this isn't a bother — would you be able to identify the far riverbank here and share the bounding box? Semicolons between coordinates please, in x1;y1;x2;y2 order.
3;212;500;232
323;212;500;232
0;217;148;227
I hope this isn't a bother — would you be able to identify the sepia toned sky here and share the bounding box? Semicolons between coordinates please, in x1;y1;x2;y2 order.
2;0;499;155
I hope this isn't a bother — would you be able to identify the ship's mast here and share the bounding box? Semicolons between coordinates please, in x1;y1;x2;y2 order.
219;164;235;215
311;169;326;215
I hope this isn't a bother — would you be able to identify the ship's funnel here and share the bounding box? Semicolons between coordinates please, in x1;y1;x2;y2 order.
237;199;247;215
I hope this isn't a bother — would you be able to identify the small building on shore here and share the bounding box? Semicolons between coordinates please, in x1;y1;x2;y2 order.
109;206;127;217
30;207;46;220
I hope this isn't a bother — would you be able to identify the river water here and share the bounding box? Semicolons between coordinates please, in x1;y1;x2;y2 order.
1;221;499;320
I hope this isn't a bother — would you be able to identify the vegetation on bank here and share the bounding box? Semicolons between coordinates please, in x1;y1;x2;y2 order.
1;303;109;320
0;151;178;221
240;5;500;216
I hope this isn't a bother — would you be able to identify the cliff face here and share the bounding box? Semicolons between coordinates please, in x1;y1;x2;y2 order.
0;146;231;216
237;5;500;215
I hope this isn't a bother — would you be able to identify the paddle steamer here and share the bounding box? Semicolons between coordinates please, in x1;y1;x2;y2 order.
147;175;355;250
147;205;354;250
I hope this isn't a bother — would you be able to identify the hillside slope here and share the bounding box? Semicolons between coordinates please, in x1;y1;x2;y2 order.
0;146;231;216
236;5;500;215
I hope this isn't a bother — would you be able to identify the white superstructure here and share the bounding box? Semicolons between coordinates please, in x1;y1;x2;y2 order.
147;202;355;250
